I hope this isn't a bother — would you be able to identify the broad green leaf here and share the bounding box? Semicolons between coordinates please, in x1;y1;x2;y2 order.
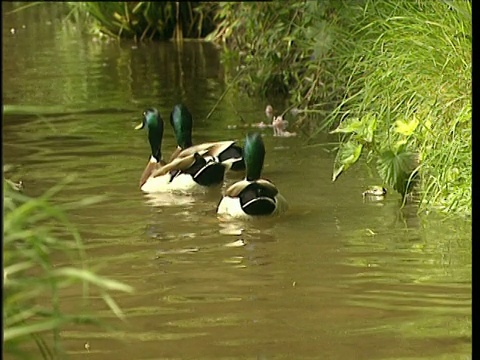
377;147;417;197
331;115;377;144
330;117;363;135
332;142;363;181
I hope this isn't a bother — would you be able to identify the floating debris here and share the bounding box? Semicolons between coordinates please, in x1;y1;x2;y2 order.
219;226;243;236
266;105;297;137
155;247;199;258
224;239;246;248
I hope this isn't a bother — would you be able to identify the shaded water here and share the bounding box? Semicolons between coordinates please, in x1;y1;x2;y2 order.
3;3;471;360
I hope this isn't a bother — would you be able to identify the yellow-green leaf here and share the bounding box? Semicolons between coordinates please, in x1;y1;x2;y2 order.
332;142;363;181
330;117;363;135
394;116;419;136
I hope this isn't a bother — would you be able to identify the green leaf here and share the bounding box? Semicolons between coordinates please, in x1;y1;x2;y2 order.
331;115;377;144
332;142;363;181
394;116;419;136
330;117;363;135
377;147;417;197
363;114;377;143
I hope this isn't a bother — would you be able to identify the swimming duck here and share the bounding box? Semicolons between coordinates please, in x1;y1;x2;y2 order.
217;132;288;218
169;104;245;172
136;108;226;194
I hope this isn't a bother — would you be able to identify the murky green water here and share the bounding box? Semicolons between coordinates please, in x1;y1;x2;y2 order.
3;3;471;360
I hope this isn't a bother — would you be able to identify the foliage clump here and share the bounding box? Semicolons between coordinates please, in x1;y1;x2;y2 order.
67;2;218;41
207;0;471;217
3;177;133;358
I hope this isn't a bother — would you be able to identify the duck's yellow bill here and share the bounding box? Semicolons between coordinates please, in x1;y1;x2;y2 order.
134;122;144;130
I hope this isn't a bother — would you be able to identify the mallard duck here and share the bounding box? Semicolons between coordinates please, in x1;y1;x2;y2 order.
135;108;226;194
217;132;288;218
169;104;245;172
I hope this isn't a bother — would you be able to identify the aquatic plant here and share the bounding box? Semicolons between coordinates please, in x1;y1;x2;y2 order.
3;176;133;358
66;2;218;41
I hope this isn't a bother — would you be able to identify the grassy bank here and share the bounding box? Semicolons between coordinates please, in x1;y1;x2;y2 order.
207;0;471;217
3;176;133;358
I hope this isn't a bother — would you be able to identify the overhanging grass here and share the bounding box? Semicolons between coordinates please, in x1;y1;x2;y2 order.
3;176;134;358
322;0;471;216
66;2;218;41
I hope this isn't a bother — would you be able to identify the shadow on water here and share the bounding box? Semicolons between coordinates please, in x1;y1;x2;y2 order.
3;3;471;360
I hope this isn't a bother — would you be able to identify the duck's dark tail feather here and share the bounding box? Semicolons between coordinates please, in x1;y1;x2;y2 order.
218;145;245;171
188;153;225;186
239;182;278;215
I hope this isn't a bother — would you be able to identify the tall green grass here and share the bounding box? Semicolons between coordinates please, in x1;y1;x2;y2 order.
3;176;133;358
322;0;471;215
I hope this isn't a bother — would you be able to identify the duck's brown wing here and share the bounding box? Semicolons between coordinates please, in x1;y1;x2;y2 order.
224;179;278;197
255;179;279;196
224;180;252;197
176;141;236;159
150;154;198;177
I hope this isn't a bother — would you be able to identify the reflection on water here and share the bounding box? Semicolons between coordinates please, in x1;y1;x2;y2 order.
3;3;471;360
143;192;197;207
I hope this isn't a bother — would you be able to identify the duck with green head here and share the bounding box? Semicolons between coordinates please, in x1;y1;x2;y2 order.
217;132;288;218
136;108;226;194
169;104;245;172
